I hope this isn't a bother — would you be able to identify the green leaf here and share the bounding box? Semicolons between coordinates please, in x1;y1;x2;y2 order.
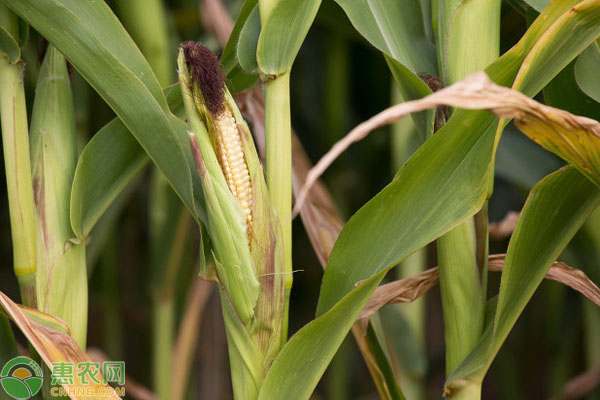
446;167;600;390
261;2;600;398
575;41;600;103
335;0;437;138
237;5;260;73
333;0;436;74
256;0;321;75
512;0;600;97
70;119;147;239
2;0;200;220
70;84;194;239
222;0;258;75
258;273;383;399
222;0;259;92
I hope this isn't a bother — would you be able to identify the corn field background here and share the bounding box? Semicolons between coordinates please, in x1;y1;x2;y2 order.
0;0;600;399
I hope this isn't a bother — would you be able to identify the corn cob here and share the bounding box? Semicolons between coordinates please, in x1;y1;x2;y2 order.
214;110;253;232
182;41;253;236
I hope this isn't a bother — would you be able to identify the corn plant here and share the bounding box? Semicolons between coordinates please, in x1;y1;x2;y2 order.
0;0;600;399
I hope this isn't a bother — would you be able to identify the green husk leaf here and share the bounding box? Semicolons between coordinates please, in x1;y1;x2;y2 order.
30;45;87;347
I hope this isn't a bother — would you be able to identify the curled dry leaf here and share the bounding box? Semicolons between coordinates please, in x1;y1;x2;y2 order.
489;211;520;240
359;254;600;320
294;72;600;215
0;292;121;400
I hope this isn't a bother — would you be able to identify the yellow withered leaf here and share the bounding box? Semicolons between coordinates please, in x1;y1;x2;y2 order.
0;292;121;400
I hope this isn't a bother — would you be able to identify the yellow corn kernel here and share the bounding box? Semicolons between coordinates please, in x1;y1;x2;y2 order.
213;107;253;233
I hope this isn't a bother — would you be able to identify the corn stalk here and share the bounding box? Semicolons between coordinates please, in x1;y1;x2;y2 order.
178;43;286;399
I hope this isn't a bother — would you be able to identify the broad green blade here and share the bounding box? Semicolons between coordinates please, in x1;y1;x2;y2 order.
256;0;321;75
260;2;600;398
333;0;436;74
70;84;189;239
1;0;200;220
446;167;600;390
70;118;148;239
575;41;600;103
258;274;383;400
512;0;600;97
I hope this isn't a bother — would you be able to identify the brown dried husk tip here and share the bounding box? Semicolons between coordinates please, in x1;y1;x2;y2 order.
181;41;226;115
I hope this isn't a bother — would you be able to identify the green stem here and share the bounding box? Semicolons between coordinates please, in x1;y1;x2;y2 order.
438;220;485;373
263;72;293;344
446;380;482;400
0;38;37;307
436;0;500;390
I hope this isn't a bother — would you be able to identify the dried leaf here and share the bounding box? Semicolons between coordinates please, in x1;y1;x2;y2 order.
0;292;120;399
488;254;600;308
294;72;600;215
359;254;600;320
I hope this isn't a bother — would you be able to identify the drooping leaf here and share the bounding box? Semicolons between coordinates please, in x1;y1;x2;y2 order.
70;84;189;238
2;0;200;220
